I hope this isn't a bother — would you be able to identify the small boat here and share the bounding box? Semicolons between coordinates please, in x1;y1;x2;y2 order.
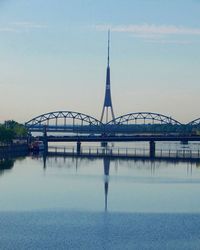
31;141;44;152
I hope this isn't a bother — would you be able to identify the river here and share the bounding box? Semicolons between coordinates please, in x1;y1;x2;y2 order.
0;144;200;249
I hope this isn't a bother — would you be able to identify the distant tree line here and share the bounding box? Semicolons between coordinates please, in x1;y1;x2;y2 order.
0;120;28;144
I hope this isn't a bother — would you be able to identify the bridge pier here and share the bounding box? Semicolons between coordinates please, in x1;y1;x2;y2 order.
149;141;155;158
181;140;188;144
43;126;48;152
77;141;81;154
101;141;108;147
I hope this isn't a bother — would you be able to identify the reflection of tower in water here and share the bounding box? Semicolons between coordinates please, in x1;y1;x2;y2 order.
42;155;112;211
103;157;110;212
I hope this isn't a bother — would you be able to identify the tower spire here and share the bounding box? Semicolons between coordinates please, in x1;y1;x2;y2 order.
100;30;115;123
107;30;110;67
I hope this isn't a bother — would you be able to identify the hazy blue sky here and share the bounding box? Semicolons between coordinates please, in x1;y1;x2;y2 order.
0;0;200;123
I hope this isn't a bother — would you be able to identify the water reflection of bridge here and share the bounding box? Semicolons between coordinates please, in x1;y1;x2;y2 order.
39;154;200;212
47;145;200;161
41;154;111;211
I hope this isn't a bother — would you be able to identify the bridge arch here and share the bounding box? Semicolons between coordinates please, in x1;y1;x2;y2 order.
25;111;102;128
188;118;200;126
107;112;181;125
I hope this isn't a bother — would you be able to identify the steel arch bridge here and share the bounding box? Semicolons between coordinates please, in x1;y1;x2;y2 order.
25;111;184;134
25;111;103;133
107;112;181;125
187;118;200;126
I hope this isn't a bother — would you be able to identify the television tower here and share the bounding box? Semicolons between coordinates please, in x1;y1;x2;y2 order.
100;30;115;123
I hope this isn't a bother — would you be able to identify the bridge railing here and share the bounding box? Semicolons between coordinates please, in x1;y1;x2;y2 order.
48;146;200;159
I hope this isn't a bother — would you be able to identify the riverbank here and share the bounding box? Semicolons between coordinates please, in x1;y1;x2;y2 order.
0;144;28;158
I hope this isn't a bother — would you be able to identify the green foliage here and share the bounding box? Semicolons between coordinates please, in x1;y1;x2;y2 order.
0;120;28;144
0;125;14;143
4;120;28;137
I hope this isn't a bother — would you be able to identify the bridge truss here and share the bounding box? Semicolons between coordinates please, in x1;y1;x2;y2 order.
107;112;181;125
188;118;200;126
25;111;103;133
26;111;194;135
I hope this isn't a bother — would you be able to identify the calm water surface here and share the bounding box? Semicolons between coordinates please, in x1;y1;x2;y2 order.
0;151;200;249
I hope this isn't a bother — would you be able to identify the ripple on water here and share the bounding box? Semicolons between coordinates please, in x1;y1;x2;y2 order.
0;211;200;250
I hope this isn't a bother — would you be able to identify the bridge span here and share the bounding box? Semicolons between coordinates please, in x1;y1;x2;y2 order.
26;111;200;158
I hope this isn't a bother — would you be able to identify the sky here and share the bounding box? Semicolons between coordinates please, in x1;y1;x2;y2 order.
0;0;200;124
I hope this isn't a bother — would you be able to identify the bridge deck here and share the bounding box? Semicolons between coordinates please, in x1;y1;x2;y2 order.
44;135;200;142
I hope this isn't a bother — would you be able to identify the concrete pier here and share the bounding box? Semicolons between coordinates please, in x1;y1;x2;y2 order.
43;126;48;152
77;141;81;154
149;141;155;158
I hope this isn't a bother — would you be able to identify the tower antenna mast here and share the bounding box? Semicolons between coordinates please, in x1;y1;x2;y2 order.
100;30;115;123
